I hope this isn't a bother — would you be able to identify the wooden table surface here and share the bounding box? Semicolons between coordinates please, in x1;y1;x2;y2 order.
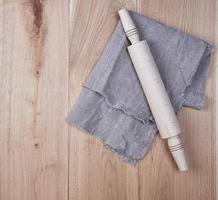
0;0;216;200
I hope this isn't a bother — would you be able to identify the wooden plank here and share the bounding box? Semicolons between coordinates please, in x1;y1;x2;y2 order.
69;0;215;200
0;1;69;199
138;0;215;200
69;1;139;200
0;0;215;199
216;0;218;197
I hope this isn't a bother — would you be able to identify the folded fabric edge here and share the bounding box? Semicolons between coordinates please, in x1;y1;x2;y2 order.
83;86;152;124
183;44;214;110
67;118;153;165
130;10;214;47
170;44;213;115
67;88;157;164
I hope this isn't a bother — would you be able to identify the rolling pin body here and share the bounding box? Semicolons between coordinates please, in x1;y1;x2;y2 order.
119;9;188;171
128;41;181;139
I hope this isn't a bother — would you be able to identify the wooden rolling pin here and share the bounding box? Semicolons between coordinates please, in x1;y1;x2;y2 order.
119;9;188;171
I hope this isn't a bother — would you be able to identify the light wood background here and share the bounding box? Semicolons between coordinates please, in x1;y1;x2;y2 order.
0;0;216;200
216;0;218;197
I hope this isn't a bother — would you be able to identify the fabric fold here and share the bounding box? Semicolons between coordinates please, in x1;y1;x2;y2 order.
68;11;212;164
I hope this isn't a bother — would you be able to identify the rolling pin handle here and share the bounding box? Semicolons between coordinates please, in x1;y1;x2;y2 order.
118;9;140;44
119;8;188;171
167;136;188;171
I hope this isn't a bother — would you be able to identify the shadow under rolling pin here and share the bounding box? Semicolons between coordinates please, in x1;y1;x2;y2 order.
118;9;188;171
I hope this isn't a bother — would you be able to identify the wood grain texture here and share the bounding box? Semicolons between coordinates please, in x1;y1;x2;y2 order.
0;0;215;200
69;1;216;200
216;0;218;197
0;0;69;199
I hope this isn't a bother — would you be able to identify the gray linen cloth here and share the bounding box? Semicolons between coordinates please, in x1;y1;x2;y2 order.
68;11;212;164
